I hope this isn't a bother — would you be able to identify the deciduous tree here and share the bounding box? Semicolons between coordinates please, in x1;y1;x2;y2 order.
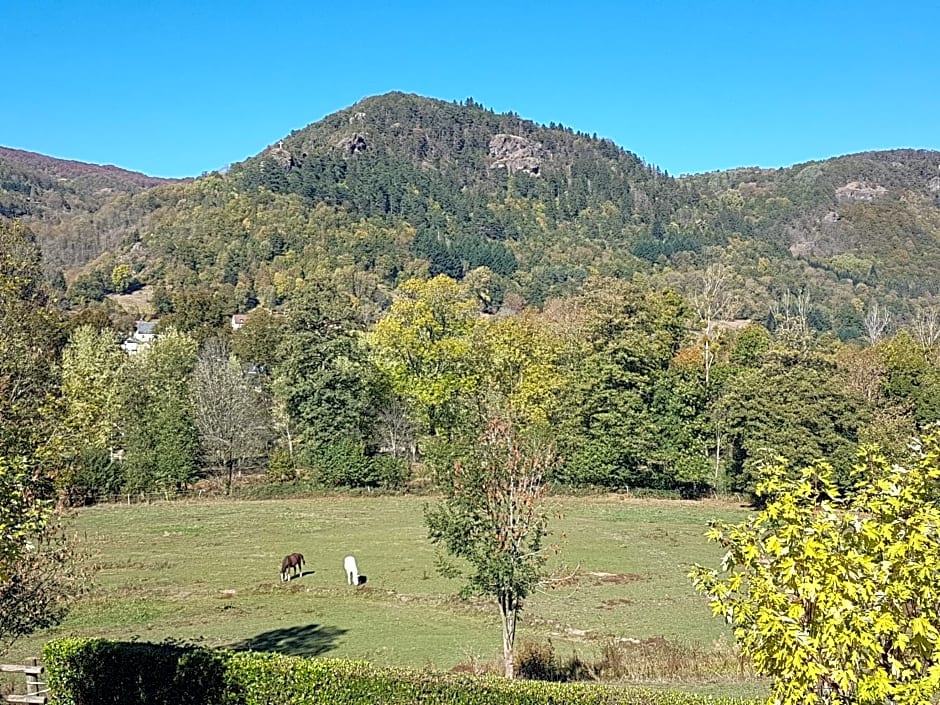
58;325;127;501
191;339;272;494
0;456;84;655
555;280;689;488
370;275;479;437
273;280;382;461
691;431;940;704
426;419;556;678
121;328;199;493
0;220;64;463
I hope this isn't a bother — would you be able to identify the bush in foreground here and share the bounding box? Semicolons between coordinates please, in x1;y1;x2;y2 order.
44;638;756;705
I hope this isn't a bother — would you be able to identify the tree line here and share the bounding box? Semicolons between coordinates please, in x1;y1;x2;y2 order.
5;215;940;688
4;220;939;505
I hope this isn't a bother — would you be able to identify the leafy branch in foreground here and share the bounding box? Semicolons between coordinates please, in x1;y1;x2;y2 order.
690;430;940;705
0;455;88;655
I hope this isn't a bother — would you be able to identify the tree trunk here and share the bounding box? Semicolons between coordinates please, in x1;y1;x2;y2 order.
285;423;294;465
714;428;722;491
500;595;516;678
225;460;234;496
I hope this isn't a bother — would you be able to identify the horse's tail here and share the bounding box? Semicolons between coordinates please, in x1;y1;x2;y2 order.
298;554;304;567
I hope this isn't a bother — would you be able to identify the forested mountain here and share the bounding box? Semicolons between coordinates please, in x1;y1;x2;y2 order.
4;92;940;337
0;146;182;270
3;93;940;504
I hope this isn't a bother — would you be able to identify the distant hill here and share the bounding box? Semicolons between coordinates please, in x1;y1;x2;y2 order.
2;93;939;338
0;146;183;269
0;146;177;188
685;149;940;297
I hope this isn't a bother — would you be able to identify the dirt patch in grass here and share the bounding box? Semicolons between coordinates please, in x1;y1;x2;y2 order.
599;598;636;609
550;571;645;588
588;571;643;584
107;286;154;317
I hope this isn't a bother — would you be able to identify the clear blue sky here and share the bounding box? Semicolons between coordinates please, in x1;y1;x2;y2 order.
3;1;938;178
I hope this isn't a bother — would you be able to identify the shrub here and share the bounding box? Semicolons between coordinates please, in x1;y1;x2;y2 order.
515;639;591;682
311;440;407;489
60;448;125;505
43;638;228;705
266;447;298;482
44;638;758;705
514;638;746;684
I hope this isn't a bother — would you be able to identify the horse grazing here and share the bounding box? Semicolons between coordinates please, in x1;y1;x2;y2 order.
281;552;304;582
344;554;361;585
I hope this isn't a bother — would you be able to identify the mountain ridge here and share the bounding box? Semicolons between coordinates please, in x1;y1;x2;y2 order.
3;92;939;339
0;145;183;188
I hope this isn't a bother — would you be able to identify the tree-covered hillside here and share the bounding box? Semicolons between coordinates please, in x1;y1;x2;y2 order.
0;146;182;271
687;149;940;296
3;93;939;337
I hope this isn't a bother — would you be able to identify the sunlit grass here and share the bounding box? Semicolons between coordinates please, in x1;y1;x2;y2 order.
8;494;762;695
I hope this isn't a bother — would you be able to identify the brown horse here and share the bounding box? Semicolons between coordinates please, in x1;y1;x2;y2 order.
280;552;304;582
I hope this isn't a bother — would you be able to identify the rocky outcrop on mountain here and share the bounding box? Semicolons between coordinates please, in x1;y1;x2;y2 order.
488;134;544;175
835;181;888;201
335;134;369;155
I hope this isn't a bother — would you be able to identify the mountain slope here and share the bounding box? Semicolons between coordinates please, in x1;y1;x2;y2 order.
0;146;182;269
3;94;939;338
686;149;940;296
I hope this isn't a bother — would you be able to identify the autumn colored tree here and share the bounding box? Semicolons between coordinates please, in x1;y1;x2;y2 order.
472;313;567;426
370;275;479;437
426;419;556;678
691;430;940;704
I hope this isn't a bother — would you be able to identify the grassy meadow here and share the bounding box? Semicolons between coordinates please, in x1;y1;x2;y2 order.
7;494;764;694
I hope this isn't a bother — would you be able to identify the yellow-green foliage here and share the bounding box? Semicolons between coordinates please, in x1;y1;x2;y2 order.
44;637;755;705
475;314;567;424
0;456;51;578
690;430;940;704
370;275;479;434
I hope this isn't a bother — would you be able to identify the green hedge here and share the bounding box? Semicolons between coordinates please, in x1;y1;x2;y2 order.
43;638;756;705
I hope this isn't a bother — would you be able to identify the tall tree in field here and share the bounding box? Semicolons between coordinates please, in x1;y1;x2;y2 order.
273;279;382;461
473;313;567;427
426;419;556;678
59;325;127;501
555;279;689;488
720;347;869;494
688;263;736;390
688;264;737;488
691;430;940;705
191;339;272;494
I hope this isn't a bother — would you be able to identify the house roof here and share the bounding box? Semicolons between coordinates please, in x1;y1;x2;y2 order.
135;320;157;335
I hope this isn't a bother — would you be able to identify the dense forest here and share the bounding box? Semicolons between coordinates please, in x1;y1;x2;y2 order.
2;92;939;503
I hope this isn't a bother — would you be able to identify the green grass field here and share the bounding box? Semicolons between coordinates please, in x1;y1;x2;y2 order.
7;494;765;695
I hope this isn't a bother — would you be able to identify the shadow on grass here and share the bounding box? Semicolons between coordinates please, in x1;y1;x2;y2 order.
283;570;315;581
230;623;348;657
